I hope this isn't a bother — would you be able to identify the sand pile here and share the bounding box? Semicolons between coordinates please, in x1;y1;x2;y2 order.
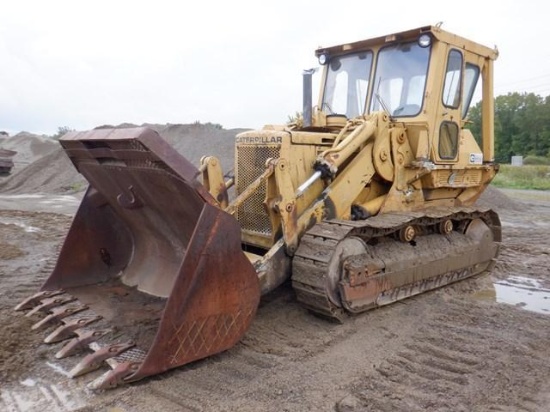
142;123;246;174
476;185;521;211
114;123;248;184
94;122;245;172
0;148;86;194
0;124;248;194
0;132;59;171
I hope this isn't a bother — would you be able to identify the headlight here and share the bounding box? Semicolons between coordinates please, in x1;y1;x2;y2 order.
318;53;328;65
418;34;431;48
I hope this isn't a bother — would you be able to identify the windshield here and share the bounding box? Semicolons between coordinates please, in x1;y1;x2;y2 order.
321;52;373;118
370;41;431;117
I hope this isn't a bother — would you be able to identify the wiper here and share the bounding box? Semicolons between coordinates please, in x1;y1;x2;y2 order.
374;77;394;121
322;102;335;115
374;93;394;122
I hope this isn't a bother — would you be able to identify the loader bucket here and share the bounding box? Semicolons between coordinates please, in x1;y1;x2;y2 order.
16;127;260;389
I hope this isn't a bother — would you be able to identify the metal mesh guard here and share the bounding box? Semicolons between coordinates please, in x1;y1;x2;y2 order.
235;145;281;235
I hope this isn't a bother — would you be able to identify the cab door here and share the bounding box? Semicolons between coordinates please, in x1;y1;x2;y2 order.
436;48;463;163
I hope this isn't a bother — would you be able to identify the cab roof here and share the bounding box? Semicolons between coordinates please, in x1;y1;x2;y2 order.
315;25;498;60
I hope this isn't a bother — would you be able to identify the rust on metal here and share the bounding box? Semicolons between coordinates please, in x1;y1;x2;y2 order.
293;209;501;319
70;341;136;378
21;127;260;386
44;315;102;343
31;304;88;331
55;329;113;359
88;361;142;390
14;290;64;311
25;295;77;317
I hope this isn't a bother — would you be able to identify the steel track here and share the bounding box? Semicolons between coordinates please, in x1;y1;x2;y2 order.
292;207;501;321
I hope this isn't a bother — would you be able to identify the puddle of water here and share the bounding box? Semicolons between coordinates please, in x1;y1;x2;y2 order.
0;193;82;214
40;196;81;207
0;194;45;200
0;218;41;233
473;275;550;315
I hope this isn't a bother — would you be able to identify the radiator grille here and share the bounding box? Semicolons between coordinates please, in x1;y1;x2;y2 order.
436;170;482;187
236;145;281;235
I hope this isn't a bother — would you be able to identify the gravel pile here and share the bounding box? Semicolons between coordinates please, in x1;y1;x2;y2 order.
0;132;59;172
0;124;521;213
0;123;248;194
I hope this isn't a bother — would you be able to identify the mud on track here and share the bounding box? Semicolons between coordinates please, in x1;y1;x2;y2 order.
0;189;549;412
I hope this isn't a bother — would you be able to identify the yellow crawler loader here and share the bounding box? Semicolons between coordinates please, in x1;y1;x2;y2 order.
16;25;501;389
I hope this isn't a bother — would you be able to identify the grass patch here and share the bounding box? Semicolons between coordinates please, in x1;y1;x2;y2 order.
492;164;550;190
523;155;550;165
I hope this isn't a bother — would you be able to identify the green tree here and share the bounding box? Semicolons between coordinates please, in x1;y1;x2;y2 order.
466;102;482;146
51;126;74;140
467;92;550;163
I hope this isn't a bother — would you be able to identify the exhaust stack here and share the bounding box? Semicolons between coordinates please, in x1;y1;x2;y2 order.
302;68;316;128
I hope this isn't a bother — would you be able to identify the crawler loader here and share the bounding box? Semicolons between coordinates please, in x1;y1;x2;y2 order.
16;25;501;389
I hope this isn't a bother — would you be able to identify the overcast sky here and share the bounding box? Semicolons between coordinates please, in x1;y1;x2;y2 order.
1;0;549;135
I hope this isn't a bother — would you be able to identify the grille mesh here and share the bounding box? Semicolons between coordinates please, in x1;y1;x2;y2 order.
436;170;482;186
81;140;174;175
236;145;281;235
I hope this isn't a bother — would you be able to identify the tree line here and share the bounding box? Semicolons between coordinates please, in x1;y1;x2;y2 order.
467;92;550;163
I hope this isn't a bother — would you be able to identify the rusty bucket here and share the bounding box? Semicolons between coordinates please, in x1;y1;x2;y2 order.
15;128;260;389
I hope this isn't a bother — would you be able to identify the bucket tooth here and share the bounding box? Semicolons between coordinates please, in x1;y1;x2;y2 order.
69;341;136;378
25;295;77;317
31;305;88;331
44;315;102;344
87;361;142;390
17;128;260;387
15;290;65;312
55;329;113;359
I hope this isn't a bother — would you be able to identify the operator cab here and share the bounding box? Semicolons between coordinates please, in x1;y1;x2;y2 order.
309;25;498;163
315;27;494;122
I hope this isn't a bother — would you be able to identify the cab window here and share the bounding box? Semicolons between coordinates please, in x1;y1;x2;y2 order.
322;52;373;118
370;41;431;117
462;63;480;118
442;49;463;108
439;121;459;159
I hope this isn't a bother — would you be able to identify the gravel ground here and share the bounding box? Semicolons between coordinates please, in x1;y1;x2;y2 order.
0;188;548;412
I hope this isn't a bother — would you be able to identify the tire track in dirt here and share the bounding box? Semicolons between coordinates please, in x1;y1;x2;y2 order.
91;288;429;411
143;350;281;411
2;191;550;411
337;295;550;412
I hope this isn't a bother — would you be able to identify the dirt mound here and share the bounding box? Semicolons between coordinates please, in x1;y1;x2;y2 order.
476;185;521;211
144;123;246;174
0;132;59;172
0;123;248;195
93;123;244;173
0;148;86;194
